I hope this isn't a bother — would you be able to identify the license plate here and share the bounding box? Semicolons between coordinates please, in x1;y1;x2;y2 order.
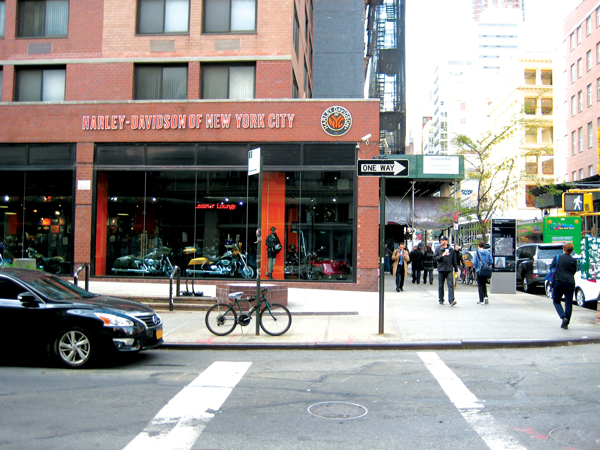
156;329;163;340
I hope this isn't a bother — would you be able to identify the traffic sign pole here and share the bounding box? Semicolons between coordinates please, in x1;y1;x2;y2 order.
379;176;386;334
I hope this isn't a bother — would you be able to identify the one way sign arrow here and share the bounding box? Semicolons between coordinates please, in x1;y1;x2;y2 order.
357;159;409;177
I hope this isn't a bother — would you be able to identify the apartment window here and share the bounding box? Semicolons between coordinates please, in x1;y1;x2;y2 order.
588;50;593;71
525;155;538;175
542;156;554;175
579;127;583;152
589;165;594;177
134;65;187;100
588;16;592;35
541;70;552;85
15;67;65;101
137;0;189;34
598;42;600;64
572;131;577;155
525;186;536;208
578;58;582;77
571;96;576;116
524;69;535;85
18;0;69;37
203;0;256;33
0;69;3;99
293;7;300;56
541;98;552;115
589;122;594;148
572;171;577;181
570;33;574;50
525;127;537;144
597;7;600;27
0;1;5;37
588;84;593;106
580;168;584;179
524;98;536;115
598;78;600;101
201;64;255;99
577;26;582;44
578;90;583;112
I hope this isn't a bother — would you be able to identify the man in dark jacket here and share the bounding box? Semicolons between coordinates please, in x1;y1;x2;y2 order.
549;242;577;329
434;236;458;306
410;245;423;284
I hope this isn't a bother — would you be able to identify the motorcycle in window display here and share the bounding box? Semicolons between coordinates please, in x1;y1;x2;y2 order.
111;246;174;276
185;240;256;279
284;244;351;280
26;247;67;274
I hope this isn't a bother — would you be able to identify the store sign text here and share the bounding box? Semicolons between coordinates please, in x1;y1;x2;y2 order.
81;113;295;131
196;203;237;210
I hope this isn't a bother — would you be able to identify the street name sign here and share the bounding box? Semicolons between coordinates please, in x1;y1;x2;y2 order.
357;159;409;177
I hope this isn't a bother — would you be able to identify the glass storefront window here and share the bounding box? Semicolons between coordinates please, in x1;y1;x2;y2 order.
94;143;356;283
0;171;73;274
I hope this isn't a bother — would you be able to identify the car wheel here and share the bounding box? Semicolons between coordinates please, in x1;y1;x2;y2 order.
55;327;94;368
575;288;586;307
523;276;532;293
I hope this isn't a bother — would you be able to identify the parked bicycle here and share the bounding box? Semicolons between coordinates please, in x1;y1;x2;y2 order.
204;288;292;336
460;254;477;285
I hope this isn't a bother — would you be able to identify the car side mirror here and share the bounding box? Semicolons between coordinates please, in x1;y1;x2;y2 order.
18;292;40;305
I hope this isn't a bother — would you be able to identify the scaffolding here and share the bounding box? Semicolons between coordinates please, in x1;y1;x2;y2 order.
365;0;406;155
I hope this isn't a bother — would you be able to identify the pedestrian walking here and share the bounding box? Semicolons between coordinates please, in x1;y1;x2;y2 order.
391;243;410;292
433;236;458;306
549;243;577;329
410;245;423;284
422;245;435;285
472;240;493;304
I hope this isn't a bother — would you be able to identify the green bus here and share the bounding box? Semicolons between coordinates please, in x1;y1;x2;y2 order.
518;216;582;253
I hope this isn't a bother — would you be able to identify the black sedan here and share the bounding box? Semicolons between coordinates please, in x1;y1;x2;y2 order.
0;268;163;368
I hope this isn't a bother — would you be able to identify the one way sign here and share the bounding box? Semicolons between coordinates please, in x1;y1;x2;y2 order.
357;159;409;177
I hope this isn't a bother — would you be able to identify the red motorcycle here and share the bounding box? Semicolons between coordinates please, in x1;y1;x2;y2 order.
307;246;351;280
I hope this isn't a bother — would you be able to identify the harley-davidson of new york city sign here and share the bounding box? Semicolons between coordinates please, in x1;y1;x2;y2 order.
81;113;295;131
321;106;352;137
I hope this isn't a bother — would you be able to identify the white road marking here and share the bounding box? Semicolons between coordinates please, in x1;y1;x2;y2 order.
124;361;252;450
418;352;526;450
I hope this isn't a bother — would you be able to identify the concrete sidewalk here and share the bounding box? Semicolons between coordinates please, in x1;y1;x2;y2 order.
89;274;600;350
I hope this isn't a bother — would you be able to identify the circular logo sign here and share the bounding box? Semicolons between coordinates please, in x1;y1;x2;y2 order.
321;106;352;137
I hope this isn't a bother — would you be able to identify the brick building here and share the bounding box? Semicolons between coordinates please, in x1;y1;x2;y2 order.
564;0;600;182
0;0;380;292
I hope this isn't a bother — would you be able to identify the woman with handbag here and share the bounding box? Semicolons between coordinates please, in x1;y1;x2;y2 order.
473;240;493;305
549;243;577;329
265;227;281;279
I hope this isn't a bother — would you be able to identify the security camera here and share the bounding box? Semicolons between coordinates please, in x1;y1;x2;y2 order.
361;134;372;142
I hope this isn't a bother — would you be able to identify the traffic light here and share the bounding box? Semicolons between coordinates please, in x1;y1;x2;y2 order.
563;193;593;213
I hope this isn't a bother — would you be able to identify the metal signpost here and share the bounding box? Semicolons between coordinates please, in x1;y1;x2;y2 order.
357;159;410;334
248;148;262;335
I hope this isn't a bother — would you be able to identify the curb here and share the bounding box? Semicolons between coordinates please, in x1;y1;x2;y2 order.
159;336;600;351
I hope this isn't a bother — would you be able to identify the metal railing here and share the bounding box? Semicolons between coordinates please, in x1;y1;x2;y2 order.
169;265;181;311
74;263;90;291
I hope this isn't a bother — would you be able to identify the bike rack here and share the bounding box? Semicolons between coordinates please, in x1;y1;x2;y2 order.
74;263;90;291
169;266;181;311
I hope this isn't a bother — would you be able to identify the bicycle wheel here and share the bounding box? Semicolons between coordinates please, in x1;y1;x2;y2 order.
259;303;292;336
205;303;238;336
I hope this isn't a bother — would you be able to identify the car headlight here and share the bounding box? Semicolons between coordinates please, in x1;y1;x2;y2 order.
94;313;135;327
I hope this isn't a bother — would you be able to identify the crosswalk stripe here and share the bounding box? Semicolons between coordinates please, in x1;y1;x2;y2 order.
418;352;526;450
123;361;252;450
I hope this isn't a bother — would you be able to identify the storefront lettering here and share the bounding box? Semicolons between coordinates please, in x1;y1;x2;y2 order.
196;203;237;210
81;112;294;131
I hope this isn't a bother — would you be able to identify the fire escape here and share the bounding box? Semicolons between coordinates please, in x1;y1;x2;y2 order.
365;0;406;155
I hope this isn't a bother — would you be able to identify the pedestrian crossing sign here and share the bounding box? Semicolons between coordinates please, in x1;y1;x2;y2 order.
563;193;593;213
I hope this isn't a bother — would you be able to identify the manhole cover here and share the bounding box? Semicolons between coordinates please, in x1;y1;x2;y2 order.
308;402;368;420
549;427;600;450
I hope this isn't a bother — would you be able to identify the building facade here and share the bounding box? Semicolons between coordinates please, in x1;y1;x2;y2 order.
564;0;600;182
0;0;381;292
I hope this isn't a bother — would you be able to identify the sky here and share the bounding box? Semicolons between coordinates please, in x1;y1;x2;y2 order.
404;0;584;145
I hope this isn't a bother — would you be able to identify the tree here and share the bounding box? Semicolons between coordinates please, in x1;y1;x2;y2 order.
451;119;519;240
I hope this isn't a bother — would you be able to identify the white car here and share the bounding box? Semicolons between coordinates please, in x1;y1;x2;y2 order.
544;265;600;307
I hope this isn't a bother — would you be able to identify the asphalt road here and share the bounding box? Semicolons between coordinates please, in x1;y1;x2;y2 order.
1;346;599;450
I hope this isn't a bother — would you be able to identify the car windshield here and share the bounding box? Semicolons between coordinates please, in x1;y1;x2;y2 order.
539;248;563;261
28;275;96;301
